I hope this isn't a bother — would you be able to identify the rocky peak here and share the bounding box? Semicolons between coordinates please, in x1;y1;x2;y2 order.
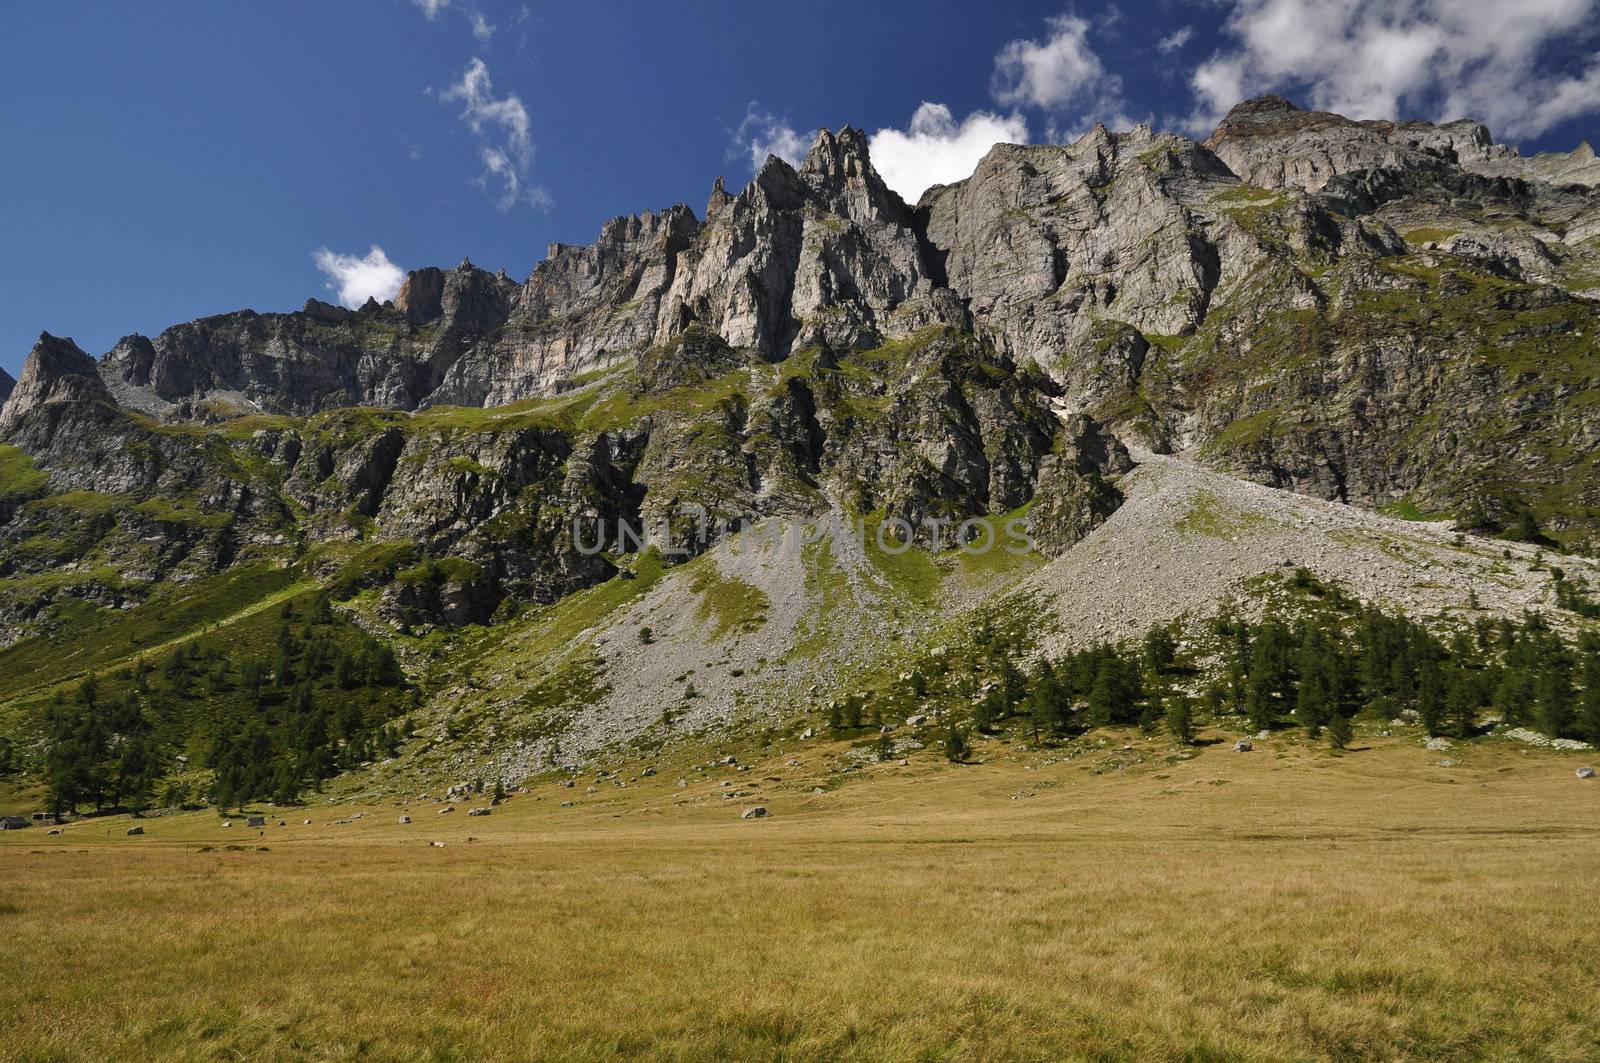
705;175;733;220
0;332;111;431
799;126;870;178
440;260;517;334
745;153;810;212
0;366;14;407
1217;94;1305;123
396;267;447;324
397;261;517;332
101;334;158;386
1206;95;1596;192
798;125;910;224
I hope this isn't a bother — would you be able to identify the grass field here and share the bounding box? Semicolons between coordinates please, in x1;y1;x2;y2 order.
3;726;1598;1061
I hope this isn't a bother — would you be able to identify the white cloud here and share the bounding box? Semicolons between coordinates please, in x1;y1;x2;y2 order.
734;104;808;171
1157;26;1195;54
312;246;405;308
992;13;1123;113
413;0;450;19
1188;0;1600;139
440;58;548;210
869;103;1030;202
468;9;494;43
987;11;1133;140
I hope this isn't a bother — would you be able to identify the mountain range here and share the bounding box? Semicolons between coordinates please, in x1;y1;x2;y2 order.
3;93;1599;781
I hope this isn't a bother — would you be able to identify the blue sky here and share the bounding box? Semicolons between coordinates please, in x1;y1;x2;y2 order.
3;0;1598;376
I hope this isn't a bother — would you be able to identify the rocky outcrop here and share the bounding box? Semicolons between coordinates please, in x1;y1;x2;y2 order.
0;367;14;408
1027;414;1134;554
99;263;519;416
1205;95;1600;193
0;334;112;431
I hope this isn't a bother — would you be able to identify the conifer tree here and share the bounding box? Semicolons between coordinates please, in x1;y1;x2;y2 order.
1328;710;1353;750
1578;655;1600;747
1164;693;1195;745
1535;658;1575;738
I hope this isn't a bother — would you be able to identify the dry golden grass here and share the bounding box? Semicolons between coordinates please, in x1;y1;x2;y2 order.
3;729;1599;1061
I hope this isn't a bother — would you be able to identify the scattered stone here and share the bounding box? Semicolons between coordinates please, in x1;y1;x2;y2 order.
438;807;455;814
398;816;412;825
1234;740;1253;752
740;806;768;819
1424;737;1453;752
1578;766;1596;779
1504;728;1593;752
126;826;144;836
906;715;928;727
467;807;492;817
47;828;62;835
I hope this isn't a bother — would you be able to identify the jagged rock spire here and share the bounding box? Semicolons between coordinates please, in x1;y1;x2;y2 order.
0;332;110;431
796;125;910;222
705;175;732;220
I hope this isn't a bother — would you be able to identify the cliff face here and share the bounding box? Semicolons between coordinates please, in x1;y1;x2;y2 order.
3;96;1599;640
915;99;1600;538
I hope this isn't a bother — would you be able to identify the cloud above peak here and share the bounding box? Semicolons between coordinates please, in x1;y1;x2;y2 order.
992;14;1117;113
1189;0;1600;139
312;246;405;308
869;104;1029;202
734;104;809;171
863;11;1129;203
440;58;548;210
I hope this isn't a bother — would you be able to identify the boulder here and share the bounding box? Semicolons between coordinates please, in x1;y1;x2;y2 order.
126;826;144;836
1234;740;1253;752
1578;766;1596;779
740;806;769;820
398;815;412;824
